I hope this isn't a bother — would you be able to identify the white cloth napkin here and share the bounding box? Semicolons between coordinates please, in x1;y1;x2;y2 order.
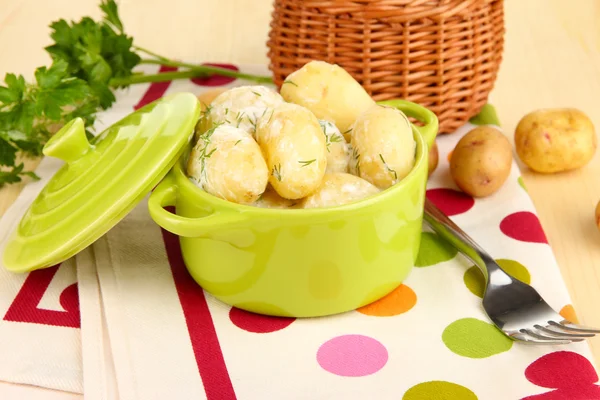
76;67;598;400
0;157;82;393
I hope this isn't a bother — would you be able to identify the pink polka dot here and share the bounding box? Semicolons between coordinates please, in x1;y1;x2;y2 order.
317;334;388;377
191;63;239;86
500;211;548;244
426;188;475;216
229;307;295;333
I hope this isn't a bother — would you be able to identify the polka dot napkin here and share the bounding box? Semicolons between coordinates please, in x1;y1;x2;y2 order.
72;65;599;400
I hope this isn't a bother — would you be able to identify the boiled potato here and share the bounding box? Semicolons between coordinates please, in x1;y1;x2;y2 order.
596;200;600;233
319;120;351;173
201;85;284;137
349;104;416;189
197;88;228;109
187;124;268;204
256;102;328;199
280;60;375;135
253;185;296;209
300;173;380;209
450;126;512;197
428;140;439;177
515;108;597;173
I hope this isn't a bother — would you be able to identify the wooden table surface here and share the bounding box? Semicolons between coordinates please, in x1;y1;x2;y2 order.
1;0;599;397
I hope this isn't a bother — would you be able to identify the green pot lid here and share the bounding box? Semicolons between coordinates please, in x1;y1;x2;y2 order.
3;92;201;273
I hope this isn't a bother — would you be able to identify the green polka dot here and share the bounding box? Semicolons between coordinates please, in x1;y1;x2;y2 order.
463;259;531;298
469;103;500;126
518;176;527;192
403;381;478;400
442;318;513;358
415;232;458;267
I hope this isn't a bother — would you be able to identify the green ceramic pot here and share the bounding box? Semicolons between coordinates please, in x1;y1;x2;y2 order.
148;100;438;318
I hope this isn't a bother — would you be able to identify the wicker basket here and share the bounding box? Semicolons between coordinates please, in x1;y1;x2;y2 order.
267;0;505;134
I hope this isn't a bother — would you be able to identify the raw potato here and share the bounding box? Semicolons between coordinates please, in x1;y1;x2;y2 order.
187;125;268;204
319;120;351;173
256;102;328;199
515;108;597;173
300;173;380;209
349;104;416;189
596;200;600;233
428;140;439;177
450;126;512;197
280;60;375;135
201;85;284;137
253;185;296;209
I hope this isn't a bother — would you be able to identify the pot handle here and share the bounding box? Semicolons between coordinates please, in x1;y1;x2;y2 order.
376;99;439;149
148;173;247;238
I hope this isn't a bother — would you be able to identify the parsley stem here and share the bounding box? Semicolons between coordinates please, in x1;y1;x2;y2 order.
109;70;206;86
139;58;274;84
133;45;170;62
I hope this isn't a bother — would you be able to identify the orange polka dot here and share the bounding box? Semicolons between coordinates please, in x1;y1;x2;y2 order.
357;284;417;316
447;149;454;163
559;304;579;324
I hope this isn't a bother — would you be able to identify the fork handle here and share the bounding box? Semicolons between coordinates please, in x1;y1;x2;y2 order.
423;198;499;282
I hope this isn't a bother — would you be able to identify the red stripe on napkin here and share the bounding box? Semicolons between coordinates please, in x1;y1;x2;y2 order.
161;227;237;400
133;65;177;110
4;265;80;328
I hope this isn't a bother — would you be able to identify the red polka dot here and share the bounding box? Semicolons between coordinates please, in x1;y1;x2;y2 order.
191;63;239;86
229;307;295;333
426;188;475;216
522;351;600;400
59;283;80;316
526;351;598;389
500;211;548;244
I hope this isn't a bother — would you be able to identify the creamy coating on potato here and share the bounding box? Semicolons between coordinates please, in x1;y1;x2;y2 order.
252;185;297;209
187;124;268;204
202;85;284;137
300;173;380;209
319;120;351;173
350;104;416;189
256;102;328;200
280;60;375;135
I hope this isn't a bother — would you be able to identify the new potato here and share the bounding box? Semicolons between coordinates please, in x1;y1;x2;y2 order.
300;173;380;209
253;185;297;209
256;102;328;199
350;104;416;189
515;108;597;173
200;85;284;137
187;125;268;204
596;200;600;233
428;140;439;177
450;126;512;197
279;60;375;135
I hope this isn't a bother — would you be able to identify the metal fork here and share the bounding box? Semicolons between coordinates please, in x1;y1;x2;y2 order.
423;198;600;345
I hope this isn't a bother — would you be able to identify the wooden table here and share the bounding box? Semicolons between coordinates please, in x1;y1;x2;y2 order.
1;0;599;397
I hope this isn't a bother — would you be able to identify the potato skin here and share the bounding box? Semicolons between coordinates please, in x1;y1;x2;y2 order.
349;104;416;189
280;60;375;135
515;108;597;173
256;102;328;199
300;173;380;209
319;120;351;173
187;125;268;204
428;140;439;177
450;126;512;197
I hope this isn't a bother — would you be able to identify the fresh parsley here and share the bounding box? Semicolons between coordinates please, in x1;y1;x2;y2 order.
0;0;273;187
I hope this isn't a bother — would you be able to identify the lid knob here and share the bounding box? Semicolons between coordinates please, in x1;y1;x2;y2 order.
43;117;91;163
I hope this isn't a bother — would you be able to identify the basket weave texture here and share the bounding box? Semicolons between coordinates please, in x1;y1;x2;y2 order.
267;0;505;134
